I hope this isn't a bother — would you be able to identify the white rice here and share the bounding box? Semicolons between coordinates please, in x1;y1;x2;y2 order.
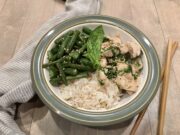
59;73;121;110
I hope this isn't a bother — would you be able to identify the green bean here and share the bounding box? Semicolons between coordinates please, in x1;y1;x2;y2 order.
79;44;87;53
47;51;54;61
49;72;88;86
48;50;58;61
76;40;83;46
51;45;59;54
82;27;109;43
57;35;71;58
68;44;87;60
73;45;81;49
42;56;71;68
64;68;78;76
50;77;61;86
48;66;58;78
43;44;86;68
80;58;92;66
63;63;91;71
79;33;89;43
55;30;74;44
56;63;68;85
82;27;92;35
69;51;79;60
66;72;88;80
54;37;64;45
66;30;80;53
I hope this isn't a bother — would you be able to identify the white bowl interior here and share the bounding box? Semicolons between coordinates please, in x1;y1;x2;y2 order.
43;23;148;112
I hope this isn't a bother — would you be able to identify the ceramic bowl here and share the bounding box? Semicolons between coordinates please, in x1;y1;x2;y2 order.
31;15;161;126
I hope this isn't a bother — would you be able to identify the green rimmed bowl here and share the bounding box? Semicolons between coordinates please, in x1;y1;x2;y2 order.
31;15;161;126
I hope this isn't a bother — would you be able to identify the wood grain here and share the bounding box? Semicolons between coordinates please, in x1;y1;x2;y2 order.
0;0;179;135
0;0;27;66
154;0;180;134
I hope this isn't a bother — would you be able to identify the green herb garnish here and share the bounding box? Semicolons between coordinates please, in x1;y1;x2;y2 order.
86;25;105;69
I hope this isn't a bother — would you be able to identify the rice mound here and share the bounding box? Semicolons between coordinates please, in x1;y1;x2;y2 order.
59;73;121;110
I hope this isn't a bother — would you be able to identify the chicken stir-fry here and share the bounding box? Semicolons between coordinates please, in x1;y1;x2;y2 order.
98;36;143;95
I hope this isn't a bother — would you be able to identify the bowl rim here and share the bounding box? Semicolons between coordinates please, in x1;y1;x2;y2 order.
42;22;149;112
31;15;161;126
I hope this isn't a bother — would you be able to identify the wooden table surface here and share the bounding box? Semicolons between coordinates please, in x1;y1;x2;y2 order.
0;0;180;135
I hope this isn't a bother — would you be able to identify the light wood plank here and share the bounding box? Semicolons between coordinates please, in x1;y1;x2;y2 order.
0;0;27;66
0;0;6;12
153;0;180;134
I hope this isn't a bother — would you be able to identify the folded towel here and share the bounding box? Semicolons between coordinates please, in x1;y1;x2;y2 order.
0;0;101;134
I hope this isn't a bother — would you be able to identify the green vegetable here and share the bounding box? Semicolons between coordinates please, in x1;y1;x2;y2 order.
55;30;73;44
48;66;58;79
51;45;59;54
112;47;120;57
105;67;118;79
43;25;108;87
43;43;87;68
55;37;64;45
135;61;141;67
80;58;92;66
47;51;55;61
50;76;61;86
123;65;132;73
79;33;89;43
64;68;78;76
69;51;79;60
63;63;91;71
107;58;117;66
56;63;67;85
132;73;138;80
42;56;71;68
66;30;80;53
57;34;71;58
82;27;92;35
82;26;109;43
86;25;104;69
76;40;83;46
49;72;88;86
66;72;88;80
69;44;87;60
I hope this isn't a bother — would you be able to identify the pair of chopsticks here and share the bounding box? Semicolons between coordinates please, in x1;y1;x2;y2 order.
130;40;178;135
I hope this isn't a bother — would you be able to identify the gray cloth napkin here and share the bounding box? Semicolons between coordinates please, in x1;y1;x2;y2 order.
0;0;100;134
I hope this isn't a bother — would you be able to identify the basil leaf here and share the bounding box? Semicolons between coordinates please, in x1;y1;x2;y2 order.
86;25;104;69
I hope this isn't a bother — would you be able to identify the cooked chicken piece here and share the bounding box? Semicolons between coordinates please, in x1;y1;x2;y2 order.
131;58;143;74
119;43;129;54
103;50;113;57
109;36;121;44
117;62;128;71
126;42;141;58
127;91;134;95
98;70;115;87
114;73;139;92
98;70;107;80
100;58;107;67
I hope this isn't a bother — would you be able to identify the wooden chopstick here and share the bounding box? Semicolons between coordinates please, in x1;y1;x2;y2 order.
160;41;178;80
129;107;147;135
158;40;178;135
130;40;178;135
